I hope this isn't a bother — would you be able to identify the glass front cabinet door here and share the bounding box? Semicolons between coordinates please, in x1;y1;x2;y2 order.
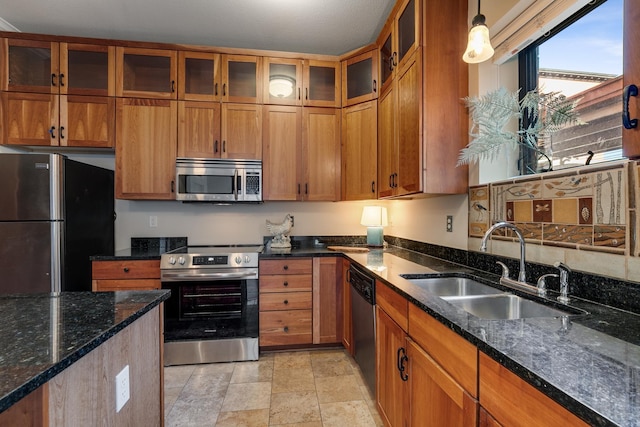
222;55;262;104
341;49;379;107
178;51;221;101
116;47;177;99
304;60;340;108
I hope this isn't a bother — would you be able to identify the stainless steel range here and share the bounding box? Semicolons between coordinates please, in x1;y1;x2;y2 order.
160;245;263;365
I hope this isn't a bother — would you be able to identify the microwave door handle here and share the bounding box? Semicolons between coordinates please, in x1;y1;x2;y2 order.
233;169;239;200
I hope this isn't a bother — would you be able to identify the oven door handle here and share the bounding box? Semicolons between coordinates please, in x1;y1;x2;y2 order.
161;271;258;281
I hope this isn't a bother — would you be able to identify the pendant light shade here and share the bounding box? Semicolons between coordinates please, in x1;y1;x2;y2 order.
462;0;494;64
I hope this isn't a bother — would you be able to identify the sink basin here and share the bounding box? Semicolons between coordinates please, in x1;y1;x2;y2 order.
442;294;579;320
401;276;505;297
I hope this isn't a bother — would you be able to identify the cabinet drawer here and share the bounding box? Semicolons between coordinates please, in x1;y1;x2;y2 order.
408;302;478;397
259;310;312;346
91;260;160;280
260;275;312;292
92;279;161;291
260;291;312;311
376;280;408;331
260;258;312;275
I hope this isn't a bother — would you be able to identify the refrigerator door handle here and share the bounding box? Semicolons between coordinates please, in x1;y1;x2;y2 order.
51;221;64;294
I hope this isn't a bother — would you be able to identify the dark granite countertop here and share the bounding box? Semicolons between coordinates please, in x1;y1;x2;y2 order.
90;237;188;261
262;244;639;427
0;290;170;414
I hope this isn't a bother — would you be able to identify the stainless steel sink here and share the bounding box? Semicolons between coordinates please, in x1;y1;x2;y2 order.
401;276;505;297
441;294;578;320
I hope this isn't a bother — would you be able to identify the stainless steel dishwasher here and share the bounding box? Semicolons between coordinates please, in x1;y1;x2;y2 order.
349;263;376;395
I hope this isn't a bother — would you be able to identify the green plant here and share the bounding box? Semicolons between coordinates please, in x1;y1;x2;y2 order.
457;87;585;173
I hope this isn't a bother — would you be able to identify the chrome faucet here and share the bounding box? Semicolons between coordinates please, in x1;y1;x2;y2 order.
480;221;527;284
554;262;572;303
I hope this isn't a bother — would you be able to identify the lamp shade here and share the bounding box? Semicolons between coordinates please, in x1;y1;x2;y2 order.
462;14;494;64
361;206;388;227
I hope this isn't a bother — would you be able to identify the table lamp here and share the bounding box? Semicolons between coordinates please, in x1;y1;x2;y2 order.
361;206;388;247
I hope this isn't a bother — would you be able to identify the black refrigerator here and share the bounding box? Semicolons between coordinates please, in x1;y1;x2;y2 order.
0;153;114;294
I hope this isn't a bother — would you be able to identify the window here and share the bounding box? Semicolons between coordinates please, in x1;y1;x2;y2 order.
518;0;623;174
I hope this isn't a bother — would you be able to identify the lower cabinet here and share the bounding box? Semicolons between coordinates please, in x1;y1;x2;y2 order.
479;352;589;427
91;260;161;291
376;280;478;427
342;258;353;355
259;257;342;347
259;258;313;346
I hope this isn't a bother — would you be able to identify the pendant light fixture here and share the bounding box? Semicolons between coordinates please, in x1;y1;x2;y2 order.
462;0;494;64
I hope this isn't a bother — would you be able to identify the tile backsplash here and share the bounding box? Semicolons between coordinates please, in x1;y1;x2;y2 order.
469;160;639;282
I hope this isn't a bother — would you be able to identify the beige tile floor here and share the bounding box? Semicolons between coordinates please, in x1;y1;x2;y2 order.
164;348;383;427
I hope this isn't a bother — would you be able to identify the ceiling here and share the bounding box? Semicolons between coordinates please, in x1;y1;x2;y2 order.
0;0;397;56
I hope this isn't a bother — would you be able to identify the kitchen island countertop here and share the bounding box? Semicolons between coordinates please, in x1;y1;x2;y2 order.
0;290;170;414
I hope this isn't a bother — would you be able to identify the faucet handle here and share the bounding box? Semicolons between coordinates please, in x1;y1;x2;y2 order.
536;273;558;297
553;261;571;272
496;261;509;279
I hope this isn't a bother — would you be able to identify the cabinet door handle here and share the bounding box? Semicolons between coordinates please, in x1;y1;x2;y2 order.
223;83;227;96
305;183;308;195
215;83;218;96
171;80;175;93
389;55;394;71
222;140;226;153
297;183;301;195
51;73;57;87
59;74;65;87
59;126;65;139
305;87;309;100
397;347;409;381
171;180;175;193
392;52;398;67
49;126;56;139
623;84;638;129
214;140;218;153
298;87;301;100
373;79;377;93
371;181;375;193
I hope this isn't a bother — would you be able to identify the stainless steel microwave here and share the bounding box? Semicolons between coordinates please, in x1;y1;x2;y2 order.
175;158;262;202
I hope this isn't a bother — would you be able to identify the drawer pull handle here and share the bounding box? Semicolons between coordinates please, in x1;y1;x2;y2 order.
283;265;289;271
283;281;289;287
123;267;129;273
284;326;289;332
283;299;289;305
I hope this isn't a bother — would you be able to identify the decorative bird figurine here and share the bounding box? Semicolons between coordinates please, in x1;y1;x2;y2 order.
266;214;294;248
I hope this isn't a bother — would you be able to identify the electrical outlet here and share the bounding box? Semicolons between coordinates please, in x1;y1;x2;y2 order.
446;215;453;232
149;215;158;228
115;365;130;413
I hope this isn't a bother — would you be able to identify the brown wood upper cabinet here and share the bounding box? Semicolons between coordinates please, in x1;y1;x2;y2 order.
178;51;221;101
116;47;177;99
221;54;262;104
341;49;379;107
115;98;177;200
1;39;115;148
378;0;420;97
378;49;422;198
263;106;340;201
341;100;377;200
263;57;341;107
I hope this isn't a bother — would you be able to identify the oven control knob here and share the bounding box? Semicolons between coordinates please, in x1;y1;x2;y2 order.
244;255;251;263
178;256;186;265
168;256;176;265
235;256;243;265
